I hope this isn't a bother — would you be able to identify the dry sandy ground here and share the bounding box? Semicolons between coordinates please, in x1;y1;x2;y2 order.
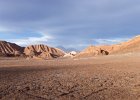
0;54;140;100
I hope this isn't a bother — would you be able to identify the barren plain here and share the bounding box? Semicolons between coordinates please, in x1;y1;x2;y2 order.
0;54;140;100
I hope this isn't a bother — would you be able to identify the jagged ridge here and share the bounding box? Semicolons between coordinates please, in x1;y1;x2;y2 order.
0;41;24;57
24;44;65;59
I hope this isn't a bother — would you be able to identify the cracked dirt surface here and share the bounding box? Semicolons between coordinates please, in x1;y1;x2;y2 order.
0;54;140;100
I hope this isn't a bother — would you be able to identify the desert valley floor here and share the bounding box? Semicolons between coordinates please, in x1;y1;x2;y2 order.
0;54;140;100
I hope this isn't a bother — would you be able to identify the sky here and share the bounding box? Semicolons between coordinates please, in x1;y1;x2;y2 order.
0;0;140;50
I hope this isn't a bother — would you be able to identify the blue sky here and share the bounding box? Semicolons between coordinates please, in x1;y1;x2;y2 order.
0;0;140;50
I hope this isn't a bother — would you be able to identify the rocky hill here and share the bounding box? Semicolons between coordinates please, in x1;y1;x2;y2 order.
111;35;140;54
0;41;24;57
24;44;65;59
76;45;109;58
1;35;140;59
76;35;140;58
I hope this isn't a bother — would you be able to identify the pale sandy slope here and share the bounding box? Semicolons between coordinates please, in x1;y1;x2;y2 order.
0;54;140;100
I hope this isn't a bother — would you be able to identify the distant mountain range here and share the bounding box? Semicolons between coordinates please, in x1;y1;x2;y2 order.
0;41;65;59
56;46;79;53
1;35;140;59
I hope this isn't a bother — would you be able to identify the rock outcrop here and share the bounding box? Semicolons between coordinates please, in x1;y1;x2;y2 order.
1;35;140;59
98;36;140;54
76;35;140;58
24;44;65;59
0;41;24;57
111;35;140;54
76;46;109;58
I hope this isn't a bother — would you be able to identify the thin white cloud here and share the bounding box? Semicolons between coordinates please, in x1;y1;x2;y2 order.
93;38;130;45
6;33;53;46
0;0;140;50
